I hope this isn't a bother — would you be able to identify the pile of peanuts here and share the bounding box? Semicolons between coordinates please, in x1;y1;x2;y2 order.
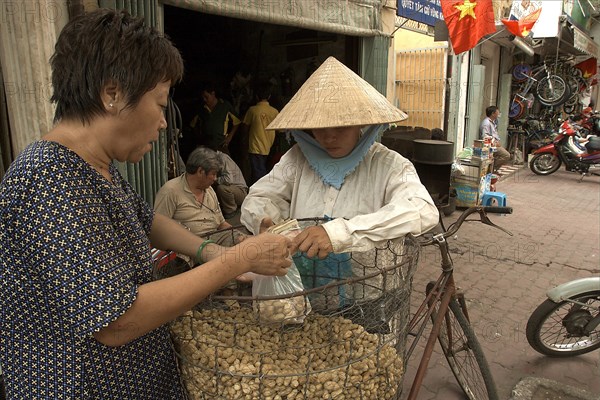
171;306;404;400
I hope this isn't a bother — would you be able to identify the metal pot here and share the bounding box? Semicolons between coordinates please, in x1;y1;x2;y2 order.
412;139;454;165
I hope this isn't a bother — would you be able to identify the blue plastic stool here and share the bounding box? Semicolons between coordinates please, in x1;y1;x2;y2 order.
481;191;507;207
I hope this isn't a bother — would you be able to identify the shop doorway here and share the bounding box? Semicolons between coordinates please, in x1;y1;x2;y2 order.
163;5;359;169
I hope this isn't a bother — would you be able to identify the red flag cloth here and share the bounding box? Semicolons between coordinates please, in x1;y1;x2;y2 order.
441;0;497;55
501;8;542;37
574;58;598;79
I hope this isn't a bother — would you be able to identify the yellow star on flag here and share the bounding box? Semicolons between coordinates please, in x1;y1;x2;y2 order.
455;0;477;20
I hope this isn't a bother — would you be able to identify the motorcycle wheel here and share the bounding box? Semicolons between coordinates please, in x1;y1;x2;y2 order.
526;291;600;357
529;153;561;175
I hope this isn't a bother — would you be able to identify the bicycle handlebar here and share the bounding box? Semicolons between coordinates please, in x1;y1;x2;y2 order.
482;206;512;214
415;206;513;246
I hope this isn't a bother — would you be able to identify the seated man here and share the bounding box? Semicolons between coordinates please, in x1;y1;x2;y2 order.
214;151;248;218
479;105;511;172
154;147;241;246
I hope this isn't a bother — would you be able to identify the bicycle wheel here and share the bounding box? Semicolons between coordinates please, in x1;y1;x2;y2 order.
435;299;499;400
563;101;576;115
535;75;568;106
509;98;525;119
512;63;532;82
526;291;600;357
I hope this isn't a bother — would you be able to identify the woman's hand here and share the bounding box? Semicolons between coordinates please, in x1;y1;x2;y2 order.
231;232;292;276
259;216;275;233
291;225;333;259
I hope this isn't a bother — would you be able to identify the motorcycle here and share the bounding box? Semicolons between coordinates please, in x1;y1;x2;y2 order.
579;109;600;137
526;277;600;357
529;117;600;180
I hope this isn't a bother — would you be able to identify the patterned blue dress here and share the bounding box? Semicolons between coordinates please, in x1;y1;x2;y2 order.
0;141;185;399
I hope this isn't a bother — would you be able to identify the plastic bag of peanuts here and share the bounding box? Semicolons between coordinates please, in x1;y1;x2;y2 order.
252;220;311;325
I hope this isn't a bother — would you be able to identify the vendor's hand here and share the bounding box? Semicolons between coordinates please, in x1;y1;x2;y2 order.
291;225;333;259
233;231;249;244
232;232;292;276
236;272;257;282
259;217;275;233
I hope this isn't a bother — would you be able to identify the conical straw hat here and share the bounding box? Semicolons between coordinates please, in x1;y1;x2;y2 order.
268;56;408;130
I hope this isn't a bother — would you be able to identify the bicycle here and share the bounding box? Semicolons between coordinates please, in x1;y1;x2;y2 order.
152;208;512;400
508;117;556;162
509;62;568;119
405;205;513;400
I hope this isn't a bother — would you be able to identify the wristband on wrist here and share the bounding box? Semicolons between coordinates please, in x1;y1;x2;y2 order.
195;239;215;265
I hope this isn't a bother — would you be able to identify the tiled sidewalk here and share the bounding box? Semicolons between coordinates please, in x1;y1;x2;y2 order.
400;166;600;399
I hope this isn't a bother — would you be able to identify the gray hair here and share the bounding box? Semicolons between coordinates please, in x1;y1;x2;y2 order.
185;147;222;174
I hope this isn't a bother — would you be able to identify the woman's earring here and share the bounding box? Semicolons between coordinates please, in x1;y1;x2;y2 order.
109;103;113;108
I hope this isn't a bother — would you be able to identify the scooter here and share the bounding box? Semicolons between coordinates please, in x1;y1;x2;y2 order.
526;277;600;357
579;109;600;137
529;118;600;180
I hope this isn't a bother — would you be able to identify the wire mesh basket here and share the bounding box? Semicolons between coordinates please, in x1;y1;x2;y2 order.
153;218;420;400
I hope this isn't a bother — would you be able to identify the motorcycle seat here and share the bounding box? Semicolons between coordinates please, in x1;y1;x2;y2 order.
585;137;600;152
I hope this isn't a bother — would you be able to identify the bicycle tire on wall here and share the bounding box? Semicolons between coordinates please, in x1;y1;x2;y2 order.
535;75;569;106
563;102;576;114
512;63;532;83
509;98;525;119
435;299;499;400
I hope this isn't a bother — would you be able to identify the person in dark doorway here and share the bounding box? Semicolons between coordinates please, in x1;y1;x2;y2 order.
154;147;233;238
241;82;280;184
0;9;292;399
215;150;248;219
479;105;511;171
189;82;241;153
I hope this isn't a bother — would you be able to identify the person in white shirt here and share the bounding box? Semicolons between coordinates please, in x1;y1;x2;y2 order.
240;57;438;258
479;105;511;171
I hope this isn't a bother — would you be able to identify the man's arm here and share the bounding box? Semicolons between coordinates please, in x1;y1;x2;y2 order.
480;119;493;140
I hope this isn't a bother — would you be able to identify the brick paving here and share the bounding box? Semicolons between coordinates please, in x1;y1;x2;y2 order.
400;167;600;399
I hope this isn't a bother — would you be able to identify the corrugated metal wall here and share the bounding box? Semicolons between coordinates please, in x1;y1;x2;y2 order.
99;0;168;206
394;47;447;130
361;36;390;95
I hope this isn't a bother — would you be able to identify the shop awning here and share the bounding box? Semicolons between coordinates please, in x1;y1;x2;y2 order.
572;23;599;59
532;17;599;59
162;0;388;36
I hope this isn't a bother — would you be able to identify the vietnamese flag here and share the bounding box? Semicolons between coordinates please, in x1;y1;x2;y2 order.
441;0;497;55
501;8;542;37
574;58;598;79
